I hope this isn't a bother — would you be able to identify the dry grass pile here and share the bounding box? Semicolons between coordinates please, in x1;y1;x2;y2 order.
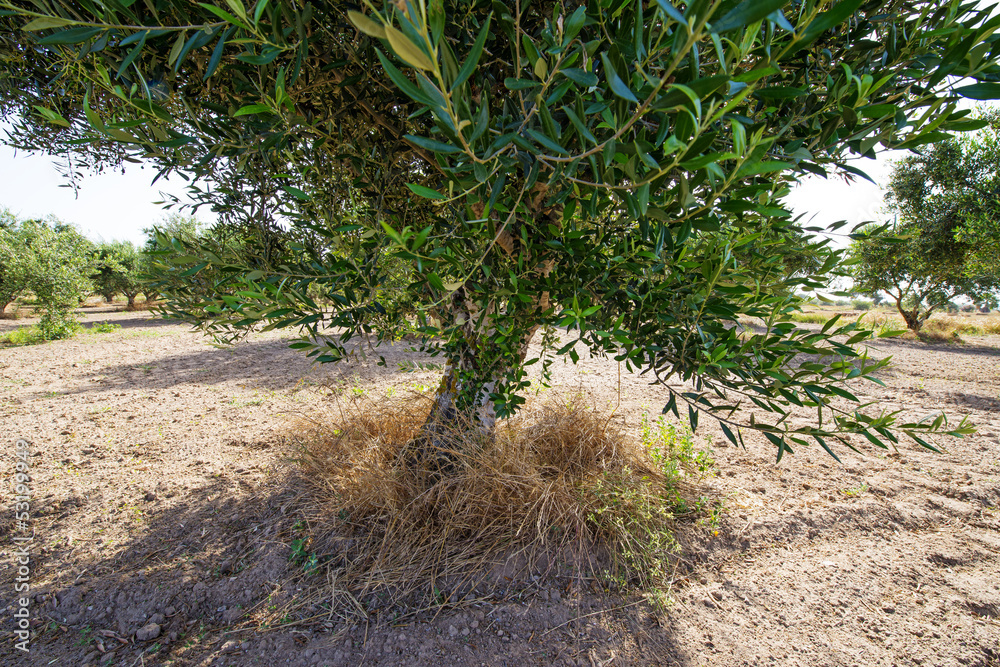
285;394;713;617
851;312;1000;341
920;313;1000;339
785;311;836;325
127;298;160;311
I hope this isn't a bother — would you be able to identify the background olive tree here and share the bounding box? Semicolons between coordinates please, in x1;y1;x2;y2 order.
2;0;996;456
0;207;29;313
92;240;150;308
851;112;1000;332
0;214;96;338
950;112;1000;281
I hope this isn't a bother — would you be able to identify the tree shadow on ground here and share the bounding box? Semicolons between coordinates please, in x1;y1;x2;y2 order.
13;454;692;667
33;336;434;400
13;472;298;666
863;336;1000;359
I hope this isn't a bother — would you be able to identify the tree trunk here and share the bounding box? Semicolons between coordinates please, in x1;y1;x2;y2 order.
409;328;505;479
893;292;925;333
417;184;557;456
126;293;137;310
900;308;924;332
422;357;499;442
415;324;543;478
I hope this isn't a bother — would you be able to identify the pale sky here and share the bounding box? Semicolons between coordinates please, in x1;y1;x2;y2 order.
1;142;894;248
0;143;212;245
783;153;894;243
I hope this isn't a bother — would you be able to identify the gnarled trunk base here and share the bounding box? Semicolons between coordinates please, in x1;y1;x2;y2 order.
423;365;497;438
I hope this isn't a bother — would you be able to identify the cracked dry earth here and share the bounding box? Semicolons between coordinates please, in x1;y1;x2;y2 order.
1;305;998;667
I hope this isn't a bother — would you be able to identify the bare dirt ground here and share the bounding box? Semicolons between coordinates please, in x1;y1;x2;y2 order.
2;304;998;666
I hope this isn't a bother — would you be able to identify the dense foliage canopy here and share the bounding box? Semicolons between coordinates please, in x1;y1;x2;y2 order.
2;0;996;456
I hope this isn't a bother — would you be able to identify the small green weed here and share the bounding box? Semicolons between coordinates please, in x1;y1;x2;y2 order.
585;413;717;592
39;314;81;340
640;413;715;480
90;322;122;334
0;326;48;347
228;390;272;407
588;469;682;585
345;375;368;397
840;483;869;497
289;535;320;575
784;311;833;325
75;625;92;646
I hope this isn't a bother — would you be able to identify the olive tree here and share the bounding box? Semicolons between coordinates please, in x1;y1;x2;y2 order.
851;113;1000;331
93;240;149;308
851;220;999;332
949;112;1000;280
7;216;96;338
2;0;995;456
0;207;29;313
140;213;210;304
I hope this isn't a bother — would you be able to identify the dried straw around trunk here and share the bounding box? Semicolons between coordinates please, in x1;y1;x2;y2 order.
283;392;711;619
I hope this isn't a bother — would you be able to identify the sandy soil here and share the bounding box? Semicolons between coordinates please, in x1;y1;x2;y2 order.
1;305;998;666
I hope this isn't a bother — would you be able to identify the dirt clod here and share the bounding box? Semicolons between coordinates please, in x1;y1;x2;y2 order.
135;622;161;641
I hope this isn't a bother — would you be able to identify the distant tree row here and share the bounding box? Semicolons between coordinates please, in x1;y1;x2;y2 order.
91;240;152;309
0;210;210;339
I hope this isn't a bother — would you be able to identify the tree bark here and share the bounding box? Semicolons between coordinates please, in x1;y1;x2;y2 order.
422;356;498;441
893;292;925;332
900;308;923;332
